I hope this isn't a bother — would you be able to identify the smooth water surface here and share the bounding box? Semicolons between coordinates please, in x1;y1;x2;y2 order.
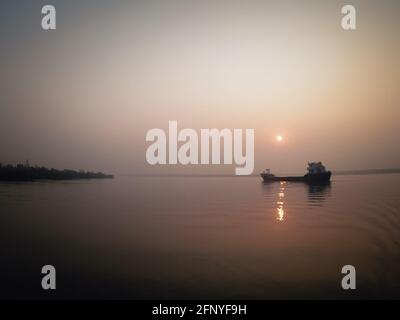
1;174;400;299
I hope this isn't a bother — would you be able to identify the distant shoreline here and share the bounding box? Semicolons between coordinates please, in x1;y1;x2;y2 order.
122;168;400;178
333;168;400;175
2;165;399;181
0;164;113;181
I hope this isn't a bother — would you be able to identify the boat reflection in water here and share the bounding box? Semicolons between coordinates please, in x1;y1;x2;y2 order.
307;182;331;207
262;179;332;222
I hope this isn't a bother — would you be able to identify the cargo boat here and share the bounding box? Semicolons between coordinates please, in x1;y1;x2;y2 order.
261;162;331;183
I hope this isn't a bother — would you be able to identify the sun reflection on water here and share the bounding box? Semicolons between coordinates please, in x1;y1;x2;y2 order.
277;181;286;222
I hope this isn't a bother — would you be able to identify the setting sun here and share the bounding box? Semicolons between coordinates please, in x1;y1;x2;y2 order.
276;135;284;142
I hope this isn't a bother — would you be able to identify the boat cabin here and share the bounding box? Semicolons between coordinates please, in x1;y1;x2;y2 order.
307;162;327;175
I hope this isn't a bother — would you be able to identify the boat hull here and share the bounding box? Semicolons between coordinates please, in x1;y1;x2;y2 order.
261;171;331;183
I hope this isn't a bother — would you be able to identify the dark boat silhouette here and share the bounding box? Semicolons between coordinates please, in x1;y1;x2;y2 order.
261;162;331;183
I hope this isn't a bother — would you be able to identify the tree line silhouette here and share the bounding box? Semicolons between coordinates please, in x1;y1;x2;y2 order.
0;162;113;181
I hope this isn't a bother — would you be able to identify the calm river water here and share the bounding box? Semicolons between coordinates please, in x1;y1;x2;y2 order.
1;174;400;299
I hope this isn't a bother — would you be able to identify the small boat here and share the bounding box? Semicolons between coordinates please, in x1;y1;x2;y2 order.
261;162;331;183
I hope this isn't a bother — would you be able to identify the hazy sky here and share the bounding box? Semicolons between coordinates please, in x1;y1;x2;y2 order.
1;0;399;174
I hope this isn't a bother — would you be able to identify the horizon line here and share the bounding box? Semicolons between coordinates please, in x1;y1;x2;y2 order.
118;168;400;177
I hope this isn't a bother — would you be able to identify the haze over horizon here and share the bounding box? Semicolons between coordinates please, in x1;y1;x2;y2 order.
1;0;399;175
